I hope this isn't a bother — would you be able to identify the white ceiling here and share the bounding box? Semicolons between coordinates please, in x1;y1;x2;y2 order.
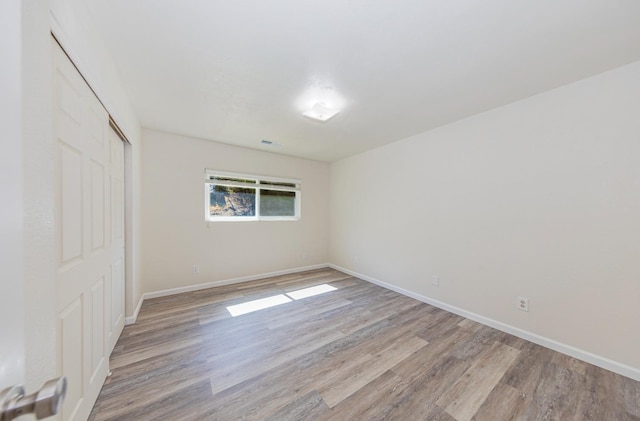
85;0;640;162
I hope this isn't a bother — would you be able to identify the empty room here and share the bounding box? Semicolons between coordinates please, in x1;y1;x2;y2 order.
2;0;640;420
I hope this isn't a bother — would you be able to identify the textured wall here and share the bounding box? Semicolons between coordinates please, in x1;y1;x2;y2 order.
0;0;25;388
141;129;331;294
330;61;640;374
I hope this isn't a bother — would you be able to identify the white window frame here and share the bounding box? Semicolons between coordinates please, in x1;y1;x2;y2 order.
205;169;301;222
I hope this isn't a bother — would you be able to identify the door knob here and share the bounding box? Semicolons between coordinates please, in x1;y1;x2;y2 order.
0;377;66;421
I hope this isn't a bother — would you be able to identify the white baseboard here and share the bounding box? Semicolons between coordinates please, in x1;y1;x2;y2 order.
125;264;330;325
125;296;144;326
330;264;640;382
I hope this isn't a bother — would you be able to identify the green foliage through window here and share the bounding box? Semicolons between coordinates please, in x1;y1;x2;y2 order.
205;171;300;220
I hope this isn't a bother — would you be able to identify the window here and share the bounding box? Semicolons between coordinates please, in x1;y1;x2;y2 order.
205;170;301;221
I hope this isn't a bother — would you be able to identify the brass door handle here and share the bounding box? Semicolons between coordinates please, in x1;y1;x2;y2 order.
0;377;66;421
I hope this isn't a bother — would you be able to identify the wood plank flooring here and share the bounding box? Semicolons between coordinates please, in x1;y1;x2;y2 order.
89;268;640;420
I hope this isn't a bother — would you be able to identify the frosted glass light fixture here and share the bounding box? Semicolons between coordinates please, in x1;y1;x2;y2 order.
303;102;339;122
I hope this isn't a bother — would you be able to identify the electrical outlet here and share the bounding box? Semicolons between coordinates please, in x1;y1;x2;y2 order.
431;275;440;286
517;296;529;312
193;265;200;274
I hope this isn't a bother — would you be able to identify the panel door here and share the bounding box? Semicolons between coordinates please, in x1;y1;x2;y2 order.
105;127;125;354
52;39;123;421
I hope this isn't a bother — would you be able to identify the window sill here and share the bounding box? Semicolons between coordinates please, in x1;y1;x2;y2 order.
206;216;299;222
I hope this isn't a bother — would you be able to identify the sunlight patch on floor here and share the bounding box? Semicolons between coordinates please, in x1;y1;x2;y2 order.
226;294;292;316
286;283;337;300
227;283;337;316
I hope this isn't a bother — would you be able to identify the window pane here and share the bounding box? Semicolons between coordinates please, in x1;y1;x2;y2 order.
209;185;256;216
260;189;296;216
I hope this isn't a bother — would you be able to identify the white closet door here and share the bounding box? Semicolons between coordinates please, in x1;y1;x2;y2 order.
53;38;124;421
106;126;125;355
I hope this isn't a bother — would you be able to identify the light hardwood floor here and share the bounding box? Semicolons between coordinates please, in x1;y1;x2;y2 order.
89;268;640;420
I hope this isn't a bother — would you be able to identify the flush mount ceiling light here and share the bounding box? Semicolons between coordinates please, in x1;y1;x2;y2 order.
302;102;339;122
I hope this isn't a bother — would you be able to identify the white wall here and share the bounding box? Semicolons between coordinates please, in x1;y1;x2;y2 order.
22;0;58;393
0;0;25;389
49;0;140;144
141;129;330;294
330;61;640;376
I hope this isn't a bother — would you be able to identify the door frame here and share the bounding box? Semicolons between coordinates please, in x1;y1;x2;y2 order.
0;0;25;389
